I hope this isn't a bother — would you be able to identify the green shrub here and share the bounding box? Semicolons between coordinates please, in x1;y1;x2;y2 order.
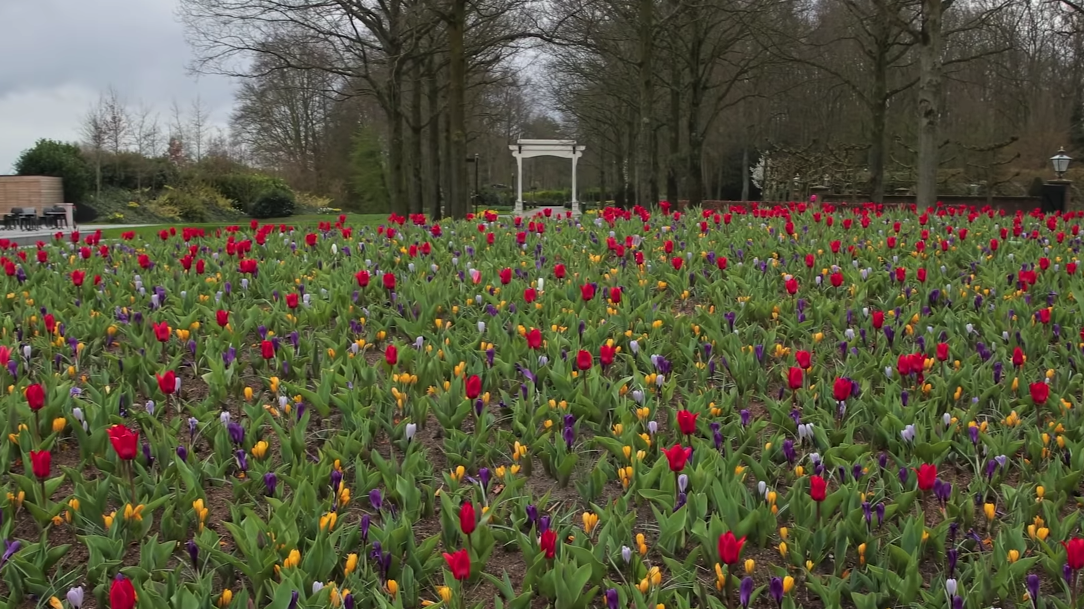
213;173;290;212
14;139;93;206
251;189;296;219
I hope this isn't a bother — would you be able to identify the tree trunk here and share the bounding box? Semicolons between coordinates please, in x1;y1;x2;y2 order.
408;59;425;215
636;0;654;207
600;147;609;206
447;0;469;218
666;55;681;207
868;0;890;204
426;55;443;221
385;78;407;215
915;0;944;208
741;146;750;202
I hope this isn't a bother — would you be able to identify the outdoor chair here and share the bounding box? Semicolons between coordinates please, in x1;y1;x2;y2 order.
42;206;67;228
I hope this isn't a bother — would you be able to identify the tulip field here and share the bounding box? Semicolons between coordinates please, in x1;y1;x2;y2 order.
3;203;1084;609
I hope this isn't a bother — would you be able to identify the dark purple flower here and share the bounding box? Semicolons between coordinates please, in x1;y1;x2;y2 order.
187;539;199;569
525;504;538;527
369;488;383;511
740;576;754;608
875;502;885;526
605;589;619;609
862;501;872;526
740;409;750;426
360;514;371;543
1026;573;1039;607
264;472;277;495
783;439;795;463
228;422;244;445
898;467;909;485
288;591;299;609
176;445;188;462
769;576;784;605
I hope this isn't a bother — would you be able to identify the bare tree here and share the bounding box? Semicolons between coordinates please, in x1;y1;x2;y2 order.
81;96;108;199
190;95;211;162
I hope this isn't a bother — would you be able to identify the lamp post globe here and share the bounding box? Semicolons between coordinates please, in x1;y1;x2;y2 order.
1051;148;1071;179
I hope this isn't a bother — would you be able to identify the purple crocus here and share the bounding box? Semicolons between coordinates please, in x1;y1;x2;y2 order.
263;472;277;495
740;409;750;426
369;488;383;511
187;539;199;569
227;422;244;445
1026;573;1039;608
360;514;371;543
769;576;784;605
740;576;754;608
605;588;619;609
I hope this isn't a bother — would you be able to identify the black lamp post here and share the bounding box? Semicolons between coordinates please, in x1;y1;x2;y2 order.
1052;148;1072;179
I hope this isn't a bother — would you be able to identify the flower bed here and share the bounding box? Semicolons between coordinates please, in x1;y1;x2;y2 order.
0;203;1081;609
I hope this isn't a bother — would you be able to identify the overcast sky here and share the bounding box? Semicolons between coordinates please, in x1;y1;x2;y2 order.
0;0;235;173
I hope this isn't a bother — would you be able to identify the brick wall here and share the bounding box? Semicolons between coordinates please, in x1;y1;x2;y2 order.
0;176;64;216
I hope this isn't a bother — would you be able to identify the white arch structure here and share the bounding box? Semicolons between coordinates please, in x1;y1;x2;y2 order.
509;139;585;217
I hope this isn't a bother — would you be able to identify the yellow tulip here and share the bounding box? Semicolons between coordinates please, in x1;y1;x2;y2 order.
779;527;788;540
52;417;67;433
1008;549;1020;563
714;563;726;590
252;440;269;459
244;387;254;401
344;553;358;577
582;512;599;534
438;586;453;603
103;510;116;529
386;580;399;598
779;542;788;557
217;590;233;607
783;576;794;593
284;549;301;568
984;503;996;521
744;558;755;574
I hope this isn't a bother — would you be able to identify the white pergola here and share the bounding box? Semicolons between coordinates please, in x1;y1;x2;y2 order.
509;139;585;217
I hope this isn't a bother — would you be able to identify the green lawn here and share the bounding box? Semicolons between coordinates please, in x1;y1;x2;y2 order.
84;214;389;240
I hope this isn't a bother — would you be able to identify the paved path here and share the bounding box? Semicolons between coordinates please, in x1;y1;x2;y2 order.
0;224;147;246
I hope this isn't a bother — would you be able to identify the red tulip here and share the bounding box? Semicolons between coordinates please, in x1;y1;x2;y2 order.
1030;382;1050;405
305;233;317;247
25;383;45;411
809;474;827;502
108;425;139;461
788;367;804;391
499;268;512;285
915;463;937;491
936;343;949;362
917;268;927;283
830;272;843;287
597;344;615;367
524;288;537;303
385;344;398;366
286;293;299;309
443;548;471;581
804;254;815;268
872;310;884;329
71;270;85;286
717;531;746;565
110;575;137;609
717;257;728;270
1064;538;1084;571
575;349;593;371
30;449;51;480
1039;308;1051;324
785;278;799;295
1012;347;1025;368
1068;262;1078;276
581;284;596;301
261;340;275;360
153;321;170;342
156;370;177;395
676;410;698;435
355;270;370;287
526;328;543;349
609;287;622;304
459;501;476;535
832;377;852;402
795;350;811;369
671;257;683;270
664;240;674;254
554;264;566;279
540;529;558;559
661;443;693;472
37;250;48;264
216;310;229;327
382;272;396;291
895;267;906;282
196;259;206;274
466;375;482;400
